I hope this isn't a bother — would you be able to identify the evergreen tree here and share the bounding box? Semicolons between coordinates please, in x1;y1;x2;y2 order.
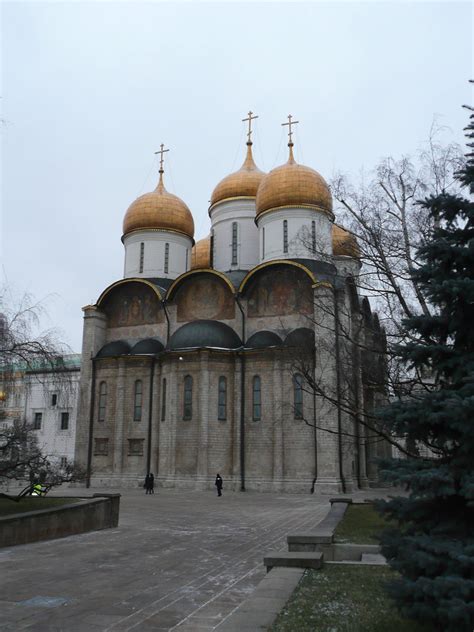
377;104;474;631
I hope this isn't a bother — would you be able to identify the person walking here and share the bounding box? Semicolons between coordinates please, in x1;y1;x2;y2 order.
215;473;223;497
148;472;155;494
144;473;151;494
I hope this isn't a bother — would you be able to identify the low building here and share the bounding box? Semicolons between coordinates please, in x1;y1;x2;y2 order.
0;355;81;469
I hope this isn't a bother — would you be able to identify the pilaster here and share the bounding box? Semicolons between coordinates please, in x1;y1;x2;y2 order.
196;351;210;484
112;359;126;474
312;282;345;494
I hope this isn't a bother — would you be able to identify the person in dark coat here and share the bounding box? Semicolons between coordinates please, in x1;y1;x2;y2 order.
215;473;223;497
144;473;151;494
148;473;155;494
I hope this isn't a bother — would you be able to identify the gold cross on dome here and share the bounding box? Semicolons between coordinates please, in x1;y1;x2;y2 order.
242;111;258;142
154;143;170;172
282;114;299;145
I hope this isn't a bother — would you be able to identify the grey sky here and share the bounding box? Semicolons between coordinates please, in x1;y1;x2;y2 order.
1;1;472;352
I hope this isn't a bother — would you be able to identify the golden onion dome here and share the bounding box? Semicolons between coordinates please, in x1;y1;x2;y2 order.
123;171;194;240
255;145;333;219
210;142;265;209
332;224;361;258
191;234;211;269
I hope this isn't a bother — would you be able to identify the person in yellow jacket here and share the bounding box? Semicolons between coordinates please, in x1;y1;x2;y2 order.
31;482;45;496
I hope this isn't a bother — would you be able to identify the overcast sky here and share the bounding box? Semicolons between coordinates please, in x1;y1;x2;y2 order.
1;1;472;352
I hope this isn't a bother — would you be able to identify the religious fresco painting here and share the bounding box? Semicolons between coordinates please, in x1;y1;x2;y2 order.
102;283;164;327
246;267;313;317
175;276;235;322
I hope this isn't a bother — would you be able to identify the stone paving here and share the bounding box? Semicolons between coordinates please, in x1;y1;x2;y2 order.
0;487;334;631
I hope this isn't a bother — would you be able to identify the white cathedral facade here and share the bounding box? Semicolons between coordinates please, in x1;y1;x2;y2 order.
75;115;389;493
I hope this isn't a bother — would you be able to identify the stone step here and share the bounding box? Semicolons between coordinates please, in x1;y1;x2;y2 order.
264;551;323;572
360;553;386;565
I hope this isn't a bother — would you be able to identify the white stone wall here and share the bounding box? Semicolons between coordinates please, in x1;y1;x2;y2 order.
123;230;192;279
333;255;362;279
0;360;81;469
210;199;259;271
257;208;332;262
24;371;80;466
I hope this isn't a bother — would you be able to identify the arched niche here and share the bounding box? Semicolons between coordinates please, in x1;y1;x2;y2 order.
240;261;314;318
167;270;235;322
97;279;164;328
284;327;315;348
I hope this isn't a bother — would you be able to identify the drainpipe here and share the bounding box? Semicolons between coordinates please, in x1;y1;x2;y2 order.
311;343;318;492
235;294;246;492
333;289;346;494
146;357;155;475
352;339;362;488
162;300;171;346
86;356;96;488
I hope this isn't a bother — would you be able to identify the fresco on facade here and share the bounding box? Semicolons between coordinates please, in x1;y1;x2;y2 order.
175;275;235;322
102;282;164;327
246;266;313;317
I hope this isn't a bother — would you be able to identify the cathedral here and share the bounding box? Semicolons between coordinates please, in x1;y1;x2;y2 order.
75;114;388;493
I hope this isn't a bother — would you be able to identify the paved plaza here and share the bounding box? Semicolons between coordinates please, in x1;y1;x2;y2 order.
1;487;335;631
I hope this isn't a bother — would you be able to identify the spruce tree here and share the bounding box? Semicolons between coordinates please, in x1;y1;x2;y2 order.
377;105;474;631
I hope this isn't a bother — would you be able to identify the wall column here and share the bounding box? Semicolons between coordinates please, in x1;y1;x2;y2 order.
272;353;283;491
196;351;210;488
112;359;127;477
75;307;106;471
232;355;243;490
312;282;345;493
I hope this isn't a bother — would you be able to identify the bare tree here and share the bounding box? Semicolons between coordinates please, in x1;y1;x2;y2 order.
287;126;464;467
0;287;85;497
331;123;463;354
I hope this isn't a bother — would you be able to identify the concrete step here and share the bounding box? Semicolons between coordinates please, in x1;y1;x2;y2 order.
360;553;386;565
264;551;323;572
216;567;303;631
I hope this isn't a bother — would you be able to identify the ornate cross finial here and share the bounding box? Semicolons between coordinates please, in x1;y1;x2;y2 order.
154;143;170;173
282;114;299;146
242;111;258;143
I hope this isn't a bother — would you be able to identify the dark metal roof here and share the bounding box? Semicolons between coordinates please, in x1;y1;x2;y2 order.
146;277;174;293
96;340;131;358
288;258;336;281
169;320;242;350
245;330;282;349
284;328;315;348
131;338;164;355
224;270;248;289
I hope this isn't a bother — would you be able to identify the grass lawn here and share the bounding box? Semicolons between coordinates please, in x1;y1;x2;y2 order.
0;497;80;517
270;565;433;632
334;503;390;544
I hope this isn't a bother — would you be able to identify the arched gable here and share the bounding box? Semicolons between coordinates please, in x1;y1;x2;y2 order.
97;279;164;328
238;260;316;294
167;270;235;322
239;261;314;318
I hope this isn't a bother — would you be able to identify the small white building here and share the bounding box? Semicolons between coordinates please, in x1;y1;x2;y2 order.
0;355;81;468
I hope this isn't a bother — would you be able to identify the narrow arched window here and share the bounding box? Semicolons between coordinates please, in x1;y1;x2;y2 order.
231;222;238;265
218;376;227;420
183;375;193;420
210;230;215;268
185;248;189;271
164;243;170;274
262;227;265;259
161;378;167;421
293;374;303;419
134;380;142;421
98;381;107;422
311;221;316;253
283;220;288;253
139;242;145;273
252;376;261;421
